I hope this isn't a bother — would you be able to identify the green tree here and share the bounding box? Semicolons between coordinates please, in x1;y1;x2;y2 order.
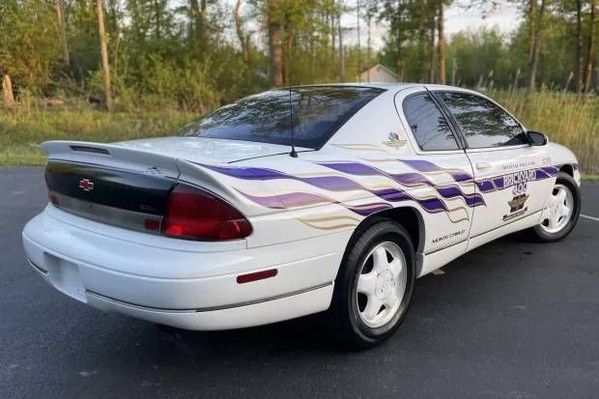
0;0;61;93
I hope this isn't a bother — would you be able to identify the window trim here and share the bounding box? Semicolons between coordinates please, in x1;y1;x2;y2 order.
431;90;531;150
399;90;465;153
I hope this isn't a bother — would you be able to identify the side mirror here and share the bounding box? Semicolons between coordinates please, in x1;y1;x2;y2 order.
527;131;548;146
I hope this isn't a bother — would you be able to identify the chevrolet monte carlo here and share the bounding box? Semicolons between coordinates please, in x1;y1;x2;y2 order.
22;84;581;348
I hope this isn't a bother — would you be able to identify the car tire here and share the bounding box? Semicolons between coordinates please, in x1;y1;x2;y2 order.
329;218;416;350
525;172;581;242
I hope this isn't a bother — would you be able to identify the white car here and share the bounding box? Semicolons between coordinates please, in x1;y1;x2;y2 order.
22;84;581;348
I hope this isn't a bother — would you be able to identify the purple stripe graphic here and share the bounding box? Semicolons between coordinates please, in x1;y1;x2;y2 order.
201;163;363;192
318;161;484;206
195;156;566;221
198;160;486;216
399;159;473;182
236;189;393;217
238;191;330;209
346;203;394;216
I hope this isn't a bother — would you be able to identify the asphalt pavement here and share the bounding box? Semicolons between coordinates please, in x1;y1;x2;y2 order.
1;166;598;398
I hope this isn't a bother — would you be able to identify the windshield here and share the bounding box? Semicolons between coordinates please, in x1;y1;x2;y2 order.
179;86;385;149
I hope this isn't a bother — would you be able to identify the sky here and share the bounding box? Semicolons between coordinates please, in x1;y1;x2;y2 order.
445;1;522;36
347;1;523;49
219;0;523;50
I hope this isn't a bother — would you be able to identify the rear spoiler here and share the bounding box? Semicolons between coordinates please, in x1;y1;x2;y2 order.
41;140;262;215
41;140;181;180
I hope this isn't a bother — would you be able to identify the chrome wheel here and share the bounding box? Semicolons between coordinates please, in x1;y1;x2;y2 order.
356;241;407;329
540;183;574;234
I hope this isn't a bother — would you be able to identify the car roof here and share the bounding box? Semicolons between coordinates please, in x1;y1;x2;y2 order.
289;82;423;91
288;82;484;95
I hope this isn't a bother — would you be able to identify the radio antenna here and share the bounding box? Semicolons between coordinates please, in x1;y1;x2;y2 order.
288;84;298;158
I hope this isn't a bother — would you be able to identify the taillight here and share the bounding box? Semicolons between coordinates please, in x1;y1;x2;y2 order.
162;184;252;241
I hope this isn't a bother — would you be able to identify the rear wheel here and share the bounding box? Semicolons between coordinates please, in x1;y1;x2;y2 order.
526;172;581;242
330;219;415;349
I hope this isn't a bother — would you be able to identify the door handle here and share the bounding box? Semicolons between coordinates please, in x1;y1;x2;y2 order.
475;162;492;170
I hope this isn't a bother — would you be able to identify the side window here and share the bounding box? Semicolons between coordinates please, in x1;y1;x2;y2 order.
439;92;527;149
402;93;459;151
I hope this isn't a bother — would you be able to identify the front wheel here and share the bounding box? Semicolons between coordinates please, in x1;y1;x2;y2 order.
329;219;416;350
526;172;581;242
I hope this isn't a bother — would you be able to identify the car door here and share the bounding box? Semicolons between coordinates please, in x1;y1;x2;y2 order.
432;89;553;244
395;88;476;266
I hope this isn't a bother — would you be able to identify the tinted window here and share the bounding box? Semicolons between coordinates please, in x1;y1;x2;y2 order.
179;87;384;149
403;93;459;151
439;92;527;148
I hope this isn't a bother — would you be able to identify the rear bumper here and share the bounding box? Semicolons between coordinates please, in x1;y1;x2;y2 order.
22;206;343;330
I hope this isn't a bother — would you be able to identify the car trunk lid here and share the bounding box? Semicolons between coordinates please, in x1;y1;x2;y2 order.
43;141;182;234
117;136;298;164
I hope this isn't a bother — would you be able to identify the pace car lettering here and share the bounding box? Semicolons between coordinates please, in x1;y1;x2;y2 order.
503;170;536;196
503;170;537;187
500;160;536;171
476;165;559;193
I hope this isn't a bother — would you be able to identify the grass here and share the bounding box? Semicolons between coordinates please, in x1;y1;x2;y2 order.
0;107;197;166
1;90;598;173
491;89;599;175
582;174;599;181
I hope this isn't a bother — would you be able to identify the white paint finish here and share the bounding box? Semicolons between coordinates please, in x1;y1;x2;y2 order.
419;240;469;277
23;209;341;285
325;86;420;154
24;83;583;331
467;211;542;253
86;284;334;331
118;136;303;164
466;146;553;239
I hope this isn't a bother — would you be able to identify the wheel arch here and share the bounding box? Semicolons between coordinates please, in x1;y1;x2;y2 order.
339;206;426;278
559;163;574;178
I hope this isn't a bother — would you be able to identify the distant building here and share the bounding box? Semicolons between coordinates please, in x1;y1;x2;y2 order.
359;64;397;83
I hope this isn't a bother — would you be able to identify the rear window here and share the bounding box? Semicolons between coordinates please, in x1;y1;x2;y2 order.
179;86;384;149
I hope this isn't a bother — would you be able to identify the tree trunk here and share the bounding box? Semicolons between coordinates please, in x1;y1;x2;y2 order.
2;74;15;108
55;0;70;67
437;1;446;85
396;42;404;82
575;0;583;93
155;0;161;38
356;0;361;81
395;5;404;82
190;0;207;45
331;8;336;67
339;16;345;81
584;0;597;93
527;0;537;66
366;11;371;82
427;10;435;83
528;0;545;91
267;0;283;86
283;28;293;85
234;0;248;64
96;0;112;111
